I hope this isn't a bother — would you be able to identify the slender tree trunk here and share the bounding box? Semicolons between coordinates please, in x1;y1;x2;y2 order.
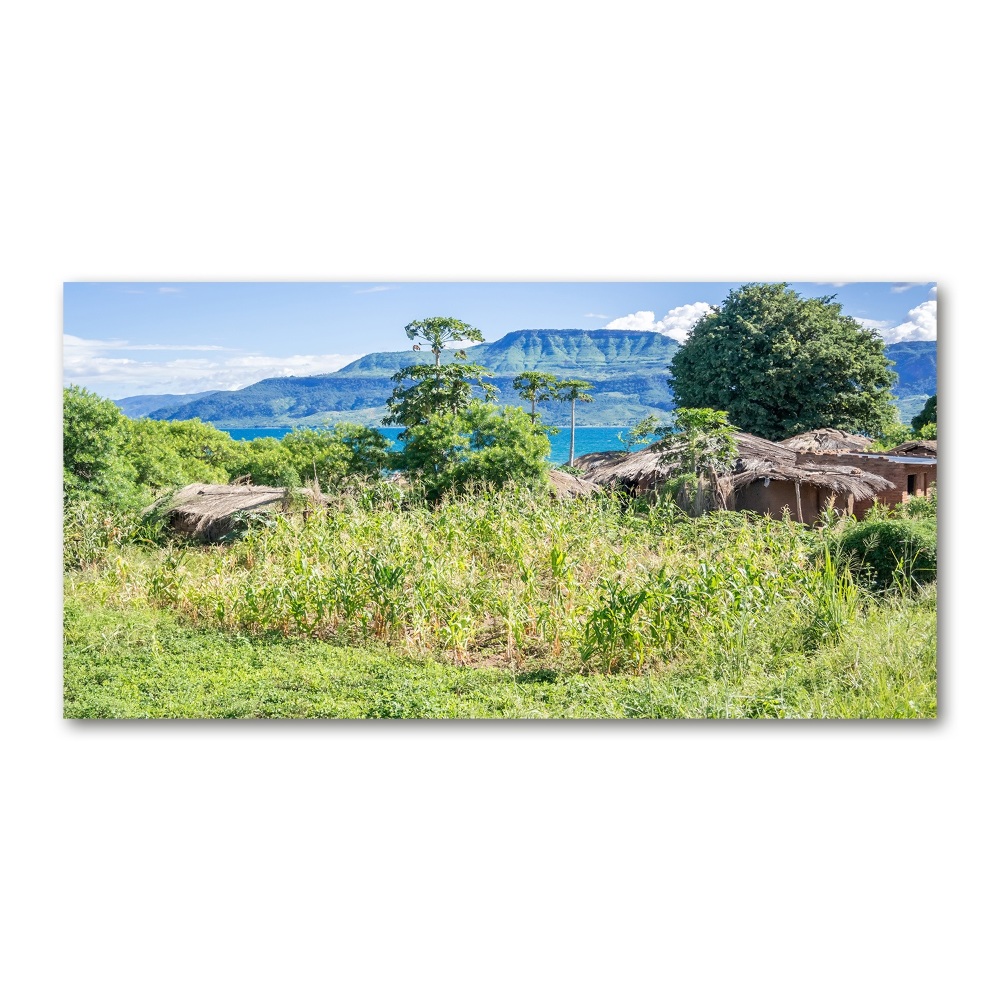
569;398;576;467
530;398;536;423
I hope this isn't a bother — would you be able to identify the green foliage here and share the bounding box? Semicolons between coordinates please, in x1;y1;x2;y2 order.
617;414;662;452
384;362;498;432
398;402;550;501
125;418;237;489
227;437;301;488
512;370;560;423
63;385;141;509
555;378;594;405
912;394;936;433
669;283;898;439
656;407;738;476
897;487;937;520
835;517;937;591
64;585;936;719
404;316;484;364
64;491;936;717
555;378;594;466
278;424;389;490
872;420;914;451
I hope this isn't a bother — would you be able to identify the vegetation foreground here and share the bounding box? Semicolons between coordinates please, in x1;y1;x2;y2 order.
65;488;937;719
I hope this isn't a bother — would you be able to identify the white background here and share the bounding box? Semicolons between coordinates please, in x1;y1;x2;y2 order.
1;2;997;997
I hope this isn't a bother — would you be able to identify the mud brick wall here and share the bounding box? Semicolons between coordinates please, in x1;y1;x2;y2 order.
796;452;937;517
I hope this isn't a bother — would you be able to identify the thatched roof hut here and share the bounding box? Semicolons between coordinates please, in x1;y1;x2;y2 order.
728;460;892;501
779;428;874;453
573;433;892;521
547;468;601;498
152;483;327;542
885;439;937;458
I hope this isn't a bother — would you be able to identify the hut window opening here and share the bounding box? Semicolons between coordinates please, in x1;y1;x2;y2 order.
907;474;916;495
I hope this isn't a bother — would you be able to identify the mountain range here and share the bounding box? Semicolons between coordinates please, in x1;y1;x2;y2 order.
114;328;937;428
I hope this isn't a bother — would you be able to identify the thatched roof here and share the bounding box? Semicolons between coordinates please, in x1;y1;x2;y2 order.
729;461;892;500
733;433;798;465
779;428;874;453
884;439;937;457
574;433;892;502
575;434;797;489
547;468;601;498
153;483;327;542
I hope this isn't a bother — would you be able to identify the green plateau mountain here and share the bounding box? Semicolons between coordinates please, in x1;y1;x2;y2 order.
115;329;937;428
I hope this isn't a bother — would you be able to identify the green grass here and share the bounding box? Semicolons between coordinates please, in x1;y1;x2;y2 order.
64;486;937;718
65;584;936;719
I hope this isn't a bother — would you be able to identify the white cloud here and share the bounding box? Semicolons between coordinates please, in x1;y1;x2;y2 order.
891;283;924;293
63;334;360;397
355;285;396;294
584;312;609;319
605;302;713;342
64;334;230;353
158;286;181;294
852;298;937;344
881;298;937;344
853;317;893;333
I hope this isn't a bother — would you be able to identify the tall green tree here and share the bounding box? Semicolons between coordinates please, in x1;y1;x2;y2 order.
397;402;549;502
668;283;897;439
555;379;593;467
278;424;390;490
384;362;498;436
512;370;559;424
912;394;936;434
405;316;484;366
655;408;738;477
63;385;139;508
125;417;238;490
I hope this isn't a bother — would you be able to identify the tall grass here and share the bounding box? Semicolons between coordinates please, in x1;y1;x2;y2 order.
68;485;930;679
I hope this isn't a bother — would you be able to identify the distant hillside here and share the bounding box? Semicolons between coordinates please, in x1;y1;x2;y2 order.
114;330;936;429
114;390;217;419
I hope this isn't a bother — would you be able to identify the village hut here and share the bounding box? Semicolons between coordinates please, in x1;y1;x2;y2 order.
151;483;328;542
573;432;892;522
885;439;937;458
547;467;601;499
779;428;874;454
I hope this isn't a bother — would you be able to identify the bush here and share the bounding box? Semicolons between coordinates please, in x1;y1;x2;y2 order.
398;402;550;501
63;385;143;510
836;517;937;590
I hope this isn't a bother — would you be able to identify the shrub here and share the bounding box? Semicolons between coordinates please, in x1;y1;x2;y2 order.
836;517;937;590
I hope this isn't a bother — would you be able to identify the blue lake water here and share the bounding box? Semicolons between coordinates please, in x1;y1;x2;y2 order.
224;426;629;466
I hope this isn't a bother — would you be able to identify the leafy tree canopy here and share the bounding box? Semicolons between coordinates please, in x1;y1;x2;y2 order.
397;402;550;502
668;283;898;439
912;394;936;434
554;378;594;404
384;362;498;434
405;316;484;365
654;408;738;476
279;424;390;490
63;385;141;508
512;370;560;423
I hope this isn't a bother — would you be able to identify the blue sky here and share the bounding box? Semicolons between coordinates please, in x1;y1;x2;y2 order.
64;281;938;399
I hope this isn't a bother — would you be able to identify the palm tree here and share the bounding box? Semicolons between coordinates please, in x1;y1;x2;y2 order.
555;379;594;467
512;371;559;424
